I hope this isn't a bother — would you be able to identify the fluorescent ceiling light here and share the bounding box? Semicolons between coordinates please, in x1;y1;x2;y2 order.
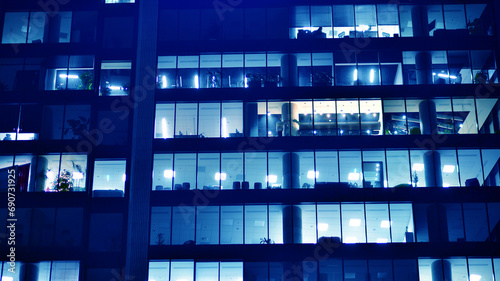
370;69;375;83
349;218;361;227
380;220;391;228
307;170;319;179
442;165;455;173
376;238;388;243
353;69;358;81
122;174;126;182
266;175;277;183
348;172;360;181
318;223;329;231
59;74;79;79
412;163;424;171
469;275;481;281
161;118;168;139
215;172;227;181
161;75;167;89
164;170;175;178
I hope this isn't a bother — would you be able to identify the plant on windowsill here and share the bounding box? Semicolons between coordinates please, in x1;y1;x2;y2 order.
49;169;74;192
260;237;274;244
410;127;421;135
467;18;482;36
78;71;93;90
156;233;165;245
474;72;488;84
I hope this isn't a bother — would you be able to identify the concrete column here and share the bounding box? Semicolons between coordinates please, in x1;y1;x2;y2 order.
125;0;158;279
281;103;299;136
281;54;298;87
19;263;39;281
431;260;451;281
411;6;429;37
283;152;300;189
244;102;259;137
32;156;47;192
424;151;443;187
427;204;448;242
415;52;433;85
283;206;302;244
419;100;438;134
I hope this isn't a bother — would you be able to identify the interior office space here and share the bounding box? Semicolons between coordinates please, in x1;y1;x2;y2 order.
1;0;500;280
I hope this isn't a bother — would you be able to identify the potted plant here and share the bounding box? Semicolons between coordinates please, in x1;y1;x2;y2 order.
50;169;73;192
78;71;93;90
64;116;89;140
474;72;488;84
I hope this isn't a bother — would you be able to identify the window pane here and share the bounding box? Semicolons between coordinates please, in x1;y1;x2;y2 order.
380;51;403;85
49;11;72;43
369;260;393;281
222;102;243;137
68;55;94;90
268;152;286;189
199;103;220;138
92;159;126;197
355;5;377;38
314;100;337;136
333;5;354;38
245;152;267;190
157;56;177;89
360;99;383;136
295;151;315;189
317;203;341;240
386;150;411;187
178;56;200;88
297;204;317;243
200;54;221;88
377;4;399;37
221;153;243;190
448;51;472;85
269;205;286;244
481;149;500;186
311;6;332;38
463;203;488;241
468;258;494;281
220;262;243;281
344;260;367;281
245;205;267;244
153;154;173;191
390;203;415;243
60;154;87;191
453;98;477;134
149;261;170;281
393;260;418;281
50;261;79;281
457;149;483;187
444;5;466;30
339;151;362;188
365;203;390;243
71;11;97;43
172;207;195;245
222;54;244;88
341;203;366;243
337;100;360;135
319;259;342;281
197;153;220;190
294;101;314;136
443;203;465;242
100;61;132;96
362;150;386;188
2;12;29;43
196;262;219;281
439;149;459;188
176;103;198;137
155;104;175;139
63;105;90;140
171;261;194;281
41;105;64;139
173;154;196;190
38;154;61;192
150;207;171;245
221;205;243;244
30;208;55;247
315;150;339;185
487;203;500;242
196;206;219;244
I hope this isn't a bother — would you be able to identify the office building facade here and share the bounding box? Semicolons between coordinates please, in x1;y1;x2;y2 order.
1;0;500;280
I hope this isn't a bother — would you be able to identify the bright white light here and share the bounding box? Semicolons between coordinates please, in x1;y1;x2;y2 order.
358;25;369;31
46;170;55;179
267;112;271;116
349;218;361;227
244;76;248;88
327;114;330;118
2;277;14;281
194;75;199;89
380;220;391;228
394;131;398;135
215;172;227;181
437;73;457;79
353;69;358;81
442;165;455;173
348;172;360;181
59;74;79;79
222;117;228;138
366;130;370;134
443;183;450;188
164;170;175;178
318;223;329;231
403;115;406;120
122;174;126;182
344;237;357;243
340;130;344;135
109;86;122;90
73;172;84;180
412;163;424;171
106;175;110;182
313;130;317;134
161;75;167;89
307;170;319;179
370;69;375;83
376;238;388;243
470;275;481;281
161;118;168;139
268;131;272;135
266;175;278;183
